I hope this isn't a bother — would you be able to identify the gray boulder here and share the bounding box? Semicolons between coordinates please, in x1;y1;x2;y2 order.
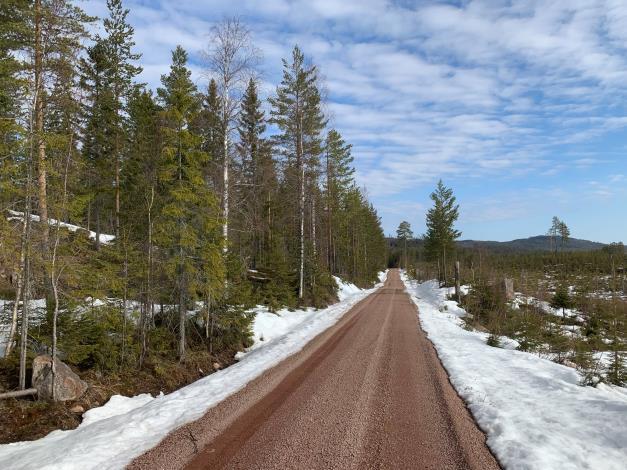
32;355;88;402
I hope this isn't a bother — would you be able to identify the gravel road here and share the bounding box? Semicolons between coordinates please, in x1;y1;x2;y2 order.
130;269;500;470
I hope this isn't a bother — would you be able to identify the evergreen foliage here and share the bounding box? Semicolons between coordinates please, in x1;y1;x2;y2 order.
0;4;386;394
424;180;461;283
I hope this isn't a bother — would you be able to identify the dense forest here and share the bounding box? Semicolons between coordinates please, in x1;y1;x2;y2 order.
0;0;386;431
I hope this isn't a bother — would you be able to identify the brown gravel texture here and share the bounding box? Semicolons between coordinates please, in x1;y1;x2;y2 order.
129;269;501;470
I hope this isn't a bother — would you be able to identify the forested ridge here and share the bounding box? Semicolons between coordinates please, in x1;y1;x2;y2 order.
0;0;386;430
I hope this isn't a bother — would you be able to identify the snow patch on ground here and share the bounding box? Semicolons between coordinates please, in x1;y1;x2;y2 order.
7;210;115;244
0;298;47;357
402;274;627;470
0;273;386;470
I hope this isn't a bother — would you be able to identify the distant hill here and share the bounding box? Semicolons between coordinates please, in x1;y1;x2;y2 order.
456;236;607;253
387;235;609;253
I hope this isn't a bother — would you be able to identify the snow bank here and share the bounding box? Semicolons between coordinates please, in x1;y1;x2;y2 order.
402;274;627;470
0;273;386;470
235;275;382;360
7;210;115;245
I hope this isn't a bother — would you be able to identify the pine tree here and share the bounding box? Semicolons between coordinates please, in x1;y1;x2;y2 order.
270;45;327;301
424;180;461;284
558;221;570;250
396;221;413;270
13;0;91;388
548;216;561;254
101;0;142;239
80;39;116;248
28;0;92;251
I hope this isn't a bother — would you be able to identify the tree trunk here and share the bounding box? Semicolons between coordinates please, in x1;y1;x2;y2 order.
34;0;48;251
204;294;210;339
311;194;317;260
4;221;26;358
403;238;407;270
19;253;30;390
121;249;128;366
177;123;186;362
140;186;154;368
51;134;72;400
298;117;305;300
178;278;185;362
0;388;37;399
95;203;101;250
115;145;120;240
455;260;461;303
222;90;230;256
326;149;332;272
209;306;215;355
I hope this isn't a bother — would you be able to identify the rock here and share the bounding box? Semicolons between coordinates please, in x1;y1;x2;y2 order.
69;404;85;414
212;362;221;371
32;355;88;402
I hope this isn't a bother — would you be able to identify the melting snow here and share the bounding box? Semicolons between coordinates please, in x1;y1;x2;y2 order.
0;273;386;470
402;274;627;470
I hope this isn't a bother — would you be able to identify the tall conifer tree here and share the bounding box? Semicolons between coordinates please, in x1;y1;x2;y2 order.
157;46;222;362
270;45;327;300
424;180;461;284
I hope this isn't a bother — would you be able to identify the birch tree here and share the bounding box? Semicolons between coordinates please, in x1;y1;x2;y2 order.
202;18;260;256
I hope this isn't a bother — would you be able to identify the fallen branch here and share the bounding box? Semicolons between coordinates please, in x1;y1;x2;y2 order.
0;388;38;399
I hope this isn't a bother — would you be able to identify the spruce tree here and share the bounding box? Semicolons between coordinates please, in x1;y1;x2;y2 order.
550;285;572;316
235;78;275;268
324;129;354;272
196;78;222;190
122;88;162;366
157;46;223;362
424;180;461;284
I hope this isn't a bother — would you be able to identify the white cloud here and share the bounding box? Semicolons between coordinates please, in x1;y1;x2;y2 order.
81;0;627;237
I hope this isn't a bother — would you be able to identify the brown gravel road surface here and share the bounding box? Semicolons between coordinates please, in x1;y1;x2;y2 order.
130;269;500;470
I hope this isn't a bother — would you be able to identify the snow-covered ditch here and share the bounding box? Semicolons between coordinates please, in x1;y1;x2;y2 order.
0;272;386;470
402;274;627;470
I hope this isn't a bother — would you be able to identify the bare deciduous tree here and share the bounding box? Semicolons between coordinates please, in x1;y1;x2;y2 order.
202;18;260;256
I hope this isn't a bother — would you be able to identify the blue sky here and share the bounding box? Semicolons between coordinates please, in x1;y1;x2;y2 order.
84;0;627;242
